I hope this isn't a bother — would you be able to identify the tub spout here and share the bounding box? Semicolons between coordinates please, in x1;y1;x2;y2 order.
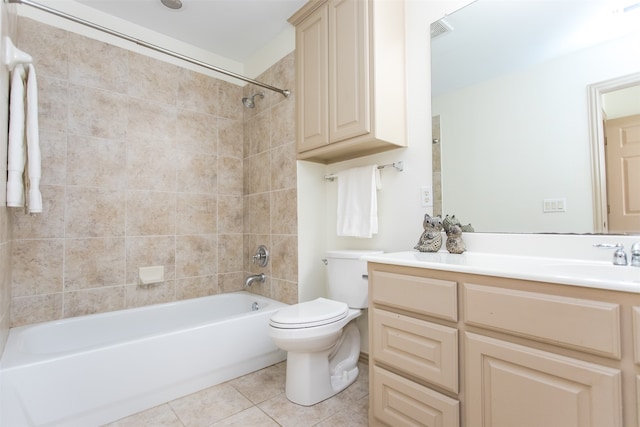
244;273;265;288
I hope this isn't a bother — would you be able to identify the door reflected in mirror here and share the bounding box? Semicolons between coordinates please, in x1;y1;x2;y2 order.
431;0;640;234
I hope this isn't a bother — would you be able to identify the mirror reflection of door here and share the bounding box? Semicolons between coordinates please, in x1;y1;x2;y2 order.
603;84;640;232
605;113;640;232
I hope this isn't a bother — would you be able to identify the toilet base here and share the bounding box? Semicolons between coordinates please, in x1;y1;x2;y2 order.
284;322;360;406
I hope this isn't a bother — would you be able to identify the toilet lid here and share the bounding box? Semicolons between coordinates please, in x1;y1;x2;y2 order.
270;298;349;329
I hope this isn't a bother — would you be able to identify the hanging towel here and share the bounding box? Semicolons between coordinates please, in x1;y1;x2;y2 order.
336;164;381;238
25;64;42;214
6;64;26;208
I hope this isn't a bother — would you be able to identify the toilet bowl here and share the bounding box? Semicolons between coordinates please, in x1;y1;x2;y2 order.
268;249;382;406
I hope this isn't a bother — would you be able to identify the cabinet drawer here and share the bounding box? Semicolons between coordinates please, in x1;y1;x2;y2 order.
372;308;458;392
372;365;459;427
464;283;621;359
371;270;457;321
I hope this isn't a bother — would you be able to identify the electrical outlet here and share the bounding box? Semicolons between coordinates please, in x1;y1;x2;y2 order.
421;186;433;207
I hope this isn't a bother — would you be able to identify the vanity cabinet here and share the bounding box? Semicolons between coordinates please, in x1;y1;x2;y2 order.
367;263;639;427
289;0;407;164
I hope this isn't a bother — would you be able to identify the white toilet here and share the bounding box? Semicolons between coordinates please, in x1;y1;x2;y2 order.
268;249;382;406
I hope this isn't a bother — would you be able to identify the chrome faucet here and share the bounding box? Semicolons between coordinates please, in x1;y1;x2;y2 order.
244;273;265;288
593;243;628;265
631;242;640;267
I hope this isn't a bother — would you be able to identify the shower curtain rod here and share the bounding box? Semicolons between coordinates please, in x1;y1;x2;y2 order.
5;0;291;98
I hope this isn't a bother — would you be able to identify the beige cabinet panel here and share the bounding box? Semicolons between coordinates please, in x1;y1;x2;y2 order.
634;307;640;365
370;270;457;321
465;332;623;427
371;308;458;392
328;0;369;142
371;366;459;427
295;2;329;152
464;283;621;359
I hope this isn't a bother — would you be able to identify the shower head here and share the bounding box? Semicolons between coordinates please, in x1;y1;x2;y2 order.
161;0;182;10
242;92;265;108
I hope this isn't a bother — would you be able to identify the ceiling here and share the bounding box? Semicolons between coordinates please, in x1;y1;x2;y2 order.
73;0;307;63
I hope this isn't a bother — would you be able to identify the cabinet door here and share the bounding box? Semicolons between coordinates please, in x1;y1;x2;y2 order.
296;2;329;152
328;0;370;143
465;332;622;427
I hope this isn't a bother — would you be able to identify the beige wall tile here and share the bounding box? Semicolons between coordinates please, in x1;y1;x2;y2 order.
177;151;218;194
177;68;219;115
66;134;126;189
176;109;218;154
218;195;243;234
270;142;296;191
175;275;219;300
64;238;125;290
11;239;63;297
271;188;297;235
128;52;179;106
39;129;66;186
217;80;244;121
12;185;65;239
68;83;127;139
11;293;63;327
176;234;217;278
18;18;68;80
67;33;129;93
65;187;125;238
218;234;243;274
271;98;295;148
64;286;125;317
125;281;175;309
126;143;178;192
126;190;177;236
128;98;177;142
271;235;298;283
218;156;243;196
219;272;244;293
218;118;244;159
126;236;176;284
38;76;68;132
176;193;217;235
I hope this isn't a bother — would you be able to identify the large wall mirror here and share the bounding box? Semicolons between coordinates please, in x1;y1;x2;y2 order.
431;0;640;234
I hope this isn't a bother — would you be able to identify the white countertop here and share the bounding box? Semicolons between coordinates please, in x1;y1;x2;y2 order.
363;251;640;294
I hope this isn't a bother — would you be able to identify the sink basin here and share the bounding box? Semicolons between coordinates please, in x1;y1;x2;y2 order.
545;263;640;283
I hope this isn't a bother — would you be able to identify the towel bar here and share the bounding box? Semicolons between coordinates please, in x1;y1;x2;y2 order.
324;161;404;181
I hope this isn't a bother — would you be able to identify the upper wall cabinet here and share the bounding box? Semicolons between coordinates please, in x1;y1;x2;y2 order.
289;0;407;164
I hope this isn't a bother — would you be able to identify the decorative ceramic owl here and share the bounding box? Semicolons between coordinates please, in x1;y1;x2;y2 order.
442;214;461;233
446;224;466;254
414;214;443;252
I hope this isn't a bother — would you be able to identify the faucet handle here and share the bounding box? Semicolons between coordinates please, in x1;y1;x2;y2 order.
631;242;640;267
251;245;269;267
613;245;628;266
594;243;628;266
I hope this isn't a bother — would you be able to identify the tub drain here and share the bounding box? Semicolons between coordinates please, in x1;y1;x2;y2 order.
252;302;259;311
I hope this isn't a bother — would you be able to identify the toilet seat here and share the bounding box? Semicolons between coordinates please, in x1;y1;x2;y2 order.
270;298;349;329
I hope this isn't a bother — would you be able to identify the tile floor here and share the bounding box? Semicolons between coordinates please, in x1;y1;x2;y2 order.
103;362;369;427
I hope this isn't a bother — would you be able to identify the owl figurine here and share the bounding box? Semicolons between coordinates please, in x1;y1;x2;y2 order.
442;214;461;233
414;214;443;252
446;224;466;254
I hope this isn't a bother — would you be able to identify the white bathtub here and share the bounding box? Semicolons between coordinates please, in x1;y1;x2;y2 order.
0;291;288;427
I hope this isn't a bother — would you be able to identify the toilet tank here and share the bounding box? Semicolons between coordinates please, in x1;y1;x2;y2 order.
326;250;383;309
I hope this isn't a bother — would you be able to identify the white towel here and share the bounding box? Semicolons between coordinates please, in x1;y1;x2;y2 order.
336;165;381;238
6;64;26;208
25;64;42;214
